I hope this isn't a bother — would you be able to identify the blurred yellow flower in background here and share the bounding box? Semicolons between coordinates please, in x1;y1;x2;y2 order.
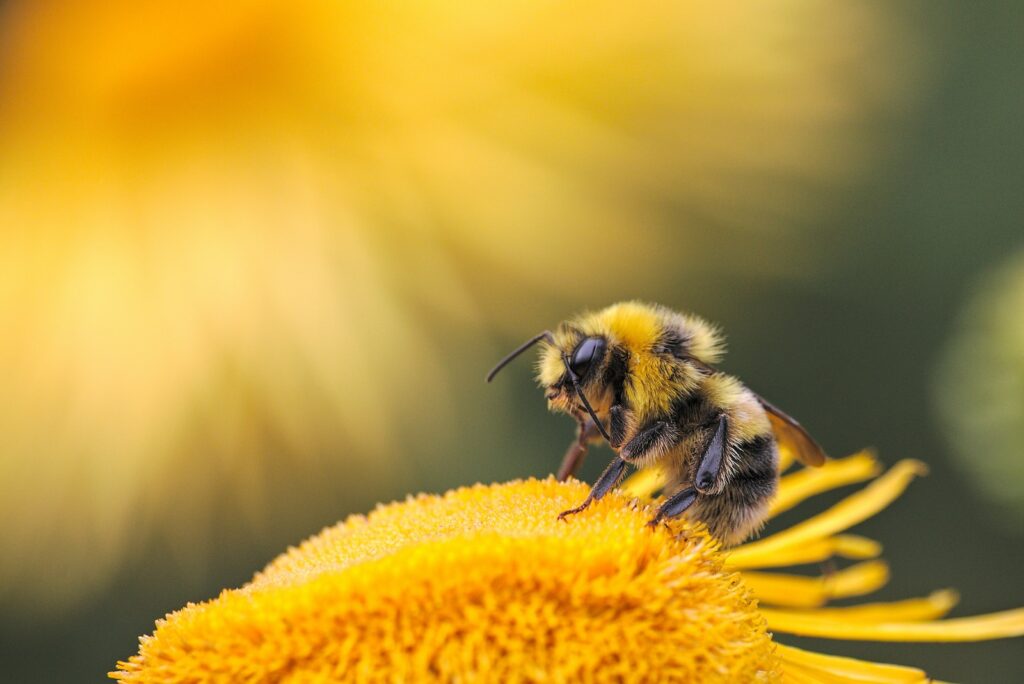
0;0;923;613
113;464;1024;682
936;250;1024;532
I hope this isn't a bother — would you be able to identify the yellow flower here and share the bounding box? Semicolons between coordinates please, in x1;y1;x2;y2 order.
113;453;1024;683
0;0;923;614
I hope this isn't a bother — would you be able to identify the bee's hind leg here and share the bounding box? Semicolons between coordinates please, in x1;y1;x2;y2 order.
558;456;628;521
647;487;698;528
648;415;727;528
695;415;728;493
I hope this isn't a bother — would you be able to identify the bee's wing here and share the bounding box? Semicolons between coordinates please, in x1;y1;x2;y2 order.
755;396;827;467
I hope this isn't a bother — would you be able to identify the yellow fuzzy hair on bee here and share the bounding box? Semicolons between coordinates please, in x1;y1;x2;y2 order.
491;301;826;545
580;301;724;364
537;302;723;421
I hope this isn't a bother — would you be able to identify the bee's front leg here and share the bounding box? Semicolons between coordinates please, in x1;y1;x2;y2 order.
556;416;603;481
619;419;679;463
608;404;630;449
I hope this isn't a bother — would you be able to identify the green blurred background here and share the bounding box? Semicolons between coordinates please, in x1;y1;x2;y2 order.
1;1;1022;681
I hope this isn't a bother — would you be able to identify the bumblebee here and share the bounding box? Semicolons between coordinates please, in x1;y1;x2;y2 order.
487;301;826;545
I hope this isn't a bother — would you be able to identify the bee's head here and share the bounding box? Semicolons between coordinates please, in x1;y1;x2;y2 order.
539;333;608;406
486;328;612;441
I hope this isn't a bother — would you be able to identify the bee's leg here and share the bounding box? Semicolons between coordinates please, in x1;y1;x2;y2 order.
691;438;778;545
608;404;628;449
648;416;727;527
647;487;698;527
619;420;678;463
556;417;602;481
557;456;628;521
556;439;588;482
695;415;728;494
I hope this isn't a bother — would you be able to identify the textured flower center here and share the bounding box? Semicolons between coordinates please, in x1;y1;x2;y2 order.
114;479;779;682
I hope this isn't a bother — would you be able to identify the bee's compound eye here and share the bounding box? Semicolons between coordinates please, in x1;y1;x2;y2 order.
570;337;605;378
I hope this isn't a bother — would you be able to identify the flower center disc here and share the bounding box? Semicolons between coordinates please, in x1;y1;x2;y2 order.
114;479;779;683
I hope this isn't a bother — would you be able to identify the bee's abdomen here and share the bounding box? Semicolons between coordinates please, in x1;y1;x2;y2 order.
730;434;778;491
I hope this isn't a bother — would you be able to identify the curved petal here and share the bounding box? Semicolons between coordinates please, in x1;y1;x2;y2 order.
729;460;927;567
765;607;1024;641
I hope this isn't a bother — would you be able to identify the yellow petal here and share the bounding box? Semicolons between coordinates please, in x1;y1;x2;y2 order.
770;450;881;518
764;606;1024;641
783;590;959;623
781;665;825;684
620;464;668;501
783;662;924;683
777;643;928;683
729;460;927;568
726;534;881;570
743;560;889;608
777;445;796;474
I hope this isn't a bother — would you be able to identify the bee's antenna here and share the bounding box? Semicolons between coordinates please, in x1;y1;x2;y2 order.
563;356;612;442
486;329;611;443
486;331;556;382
